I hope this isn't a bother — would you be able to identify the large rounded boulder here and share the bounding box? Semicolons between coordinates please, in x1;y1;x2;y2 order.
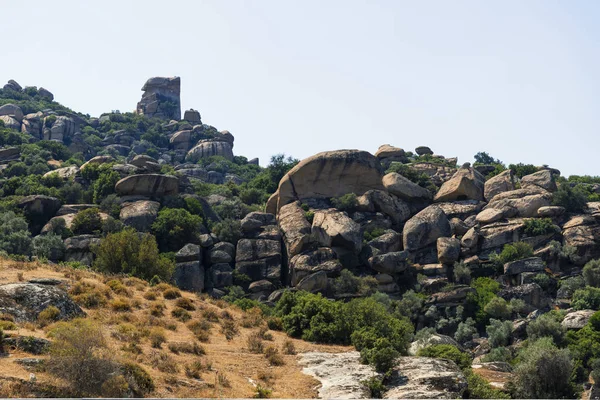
269;150;385;214
0;283;85;322
403;205;451;251
115;174;179;197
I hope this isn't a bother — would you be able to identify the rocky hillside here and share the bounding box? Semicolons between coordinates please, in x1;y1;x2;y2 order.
1;76;600;398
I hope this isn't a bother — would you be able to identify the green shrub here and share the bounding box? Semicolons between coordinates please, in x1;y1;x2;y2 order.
490;242;534;266
304;210;314;224
363;228;386;243
358;337;399;373
583;259;600;287
71;208;102;235
395;290;425;321
331;270;378;297
417;344;472;370
486;319;512;348
361;376;385;399
32;233;65;261
465;277;501;325
572;287;600;310
454;318;477;344
331;193;358;212
523;218;559;236
483;296;511;320
509;163;538;178
120;362;155;397
93;228;174;281
385;162;436;192
453;261;471;284
510;337;575;399
151;208;203;252
0;211;32;255
239;188;267;205
474;151;503;166
211;218;241;245
482;347;513;363
552;184;588;213
467;370;510;399
527;312;566;345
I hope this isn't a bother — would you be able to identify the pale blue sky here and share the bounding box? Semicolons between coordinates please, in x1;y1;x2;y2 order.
2;0;599;176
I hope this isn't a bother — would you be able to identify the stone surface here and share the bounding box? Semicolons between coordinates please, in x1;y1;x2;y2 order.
521;169;557;192
186;141;234;162
119;200;160;232
183;109;201;124
299;351;377;399
537;206;565;217
115;174;178;197
503;257;545;275
0;147;20;162
484;169;515;201
296;270;328;293
383;172;432;201
136;76;181;120
271;150;385;213
290;248;343;285
369;251;410;274
486;188;552;218
437;237;460;264
175;243;202;263
0;283;85;323
476;208;504;224
415;146;433;155
403;205;451;251
277;202;313;258
0;104;24;121
174;261;204;292
408;334;462;356
312;209;362;254
43;166;78;180
561;309;595;329
434;167;484;202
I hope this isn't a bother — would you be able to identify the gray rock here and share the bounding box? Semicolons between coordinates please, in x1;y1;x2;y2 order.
186;141;234;162
0;283;85;323
278;202;313;258
561;309;595;329
3;79;22;91
368;230;402;254
296;270;328;293
183;109;201;124
241;212;277;232
498;283;550;313
248;280;274;293
209;242;235;264
538;206;565;217
382;172;432;201
0;104;24;121
356;190;412;225
5;336;50;355
504;257;545;275
174;261;204;292
437;237;460;264
476;208;504;225
408;334;462;355
136;76;181;120
175;243;202;263
434;167;485;202
115;174;179;197
312;209;362;254
38;87;54;101
0;115;20;130
521;169;557;192
415;146;434;155
484;169;515;201
403;205;451;251
368;251;410;274
208;263;233;288
119;200;160;232
290;248;343;285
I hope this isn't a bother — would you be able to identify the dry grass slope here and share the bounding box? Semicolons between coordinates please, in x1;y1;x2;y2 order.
0;258;350;398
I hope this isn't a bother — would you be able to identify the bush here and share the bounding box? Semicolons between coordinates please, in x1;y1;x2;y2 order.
417;344;472;370
483;296;511;320
38;305;60;326
92;169;120;203
0;211;32;255
163;287;181;299
149;327;166;348
523;218;559;236
583;259;600;288
385;162;436;192
552;184;588;213
93;228;174;281
490;242;534;266
466;277;501;325
331;193;358;212
527;312;566;345
482;347;513;363
120;362;155;397
361;376;385;399
510;337;575;399
47;319;120;396
264;345;284;366
282;339;296;355
395;290;424;321
71;208;102;235
151;208;203;252
453;261;471;284
509;163;538;178
454;317;477;344
32;233;65;261
211;218;241;245
572;287;600;310
168;341;205;355
331;270;378;297
247;332;265;353
474;151;503;166
486;319;512;348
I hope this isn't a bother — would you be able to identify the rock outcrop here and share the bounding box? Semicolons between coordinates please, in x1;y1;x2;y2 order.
136;76;181;120
115;174;179;197
0;283;85;322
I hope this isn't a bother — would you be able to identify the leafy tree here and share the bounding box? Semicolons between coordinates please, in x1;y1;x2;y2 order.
509;163;538;178
93;228;174;281
572;287;600;310
474;151;503;165
0;211;32;255
552;184;588;213
211;219;241;245
465;277;501;325
510;337;575;399
71;208;103;235
583;259;600;287
32;233;65;261
92;169;120;203
417;344;472;370
527;312;566;346
490;242;534;266
454;317;477;343
151;208;203;252
486;319;512;348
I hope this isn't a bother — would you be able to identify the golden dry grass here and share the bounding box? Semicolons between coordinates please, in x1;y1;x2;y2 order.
0;258;351;398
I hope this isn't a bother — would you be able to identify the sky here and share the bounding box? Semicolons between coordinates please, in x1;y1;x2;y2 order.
2;0;600;176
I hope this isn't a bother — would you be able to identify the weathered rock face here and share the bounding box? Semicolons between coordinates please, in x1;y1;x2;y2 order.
403;205;451;252
0;283;85;322
115;174;179;197
277;202;313;258
64;234;101;266
385;357;468;399
235;238;282;282
486;188;552;218
0;147;20;162
18;195;62;234
43;166;78;180
43;116;77;142
270;150;385;213
434;167;484;202
136;76;181;120
183;109;201;124
119;200;160;232
484;169;515;201
80;155;113;170
290;247;342;286
296;270;329;292
498;283;550;312
408;334;462;355
186;141;234;162
503;257;545;275
0;115;20;130
356;190;412;226
561;309;595;329
312;209;362;254
437;237;460;264
369;251;410;274
521;169;557;192
0;103;23;121
299;352;378;399
562;215;600;265
174;261;204;292
383;172;432;201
